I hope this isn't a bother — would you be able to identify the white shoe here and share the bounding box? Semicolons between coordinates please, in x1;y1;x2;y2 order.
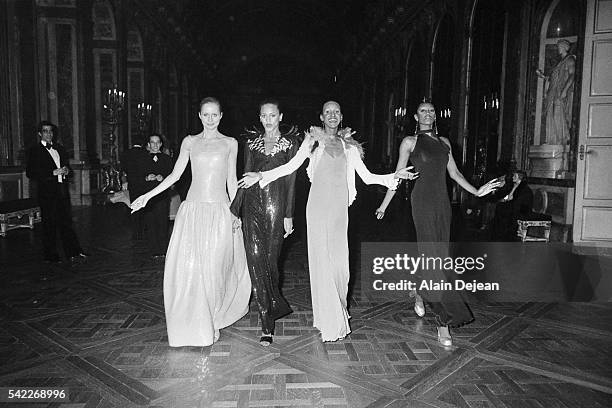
414;295;425;317
437;326;452;347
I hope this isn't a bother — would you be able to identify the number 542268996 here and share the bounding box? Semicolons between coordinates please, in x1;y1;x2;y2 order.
0;387;69;402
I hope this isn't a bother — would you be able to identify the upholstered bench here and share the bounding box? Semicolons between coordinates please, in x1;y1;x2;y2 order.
0;199;41;237
516;213;552;242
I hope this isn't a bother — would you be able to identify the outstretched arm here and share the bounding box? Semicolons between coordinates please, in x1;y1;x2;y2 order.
441;137;501;197
260;139;310;187
238;133;314;188
130;136;191;212
352;147;400;190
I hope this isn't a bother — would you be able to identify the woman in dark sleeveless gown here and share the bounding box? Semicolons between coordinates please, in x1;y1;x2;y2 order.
376;101;500;346
231;99;299;346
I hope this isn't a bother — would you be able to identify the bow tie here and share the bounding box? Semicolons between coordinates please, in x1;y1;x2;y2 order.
43;143;53;150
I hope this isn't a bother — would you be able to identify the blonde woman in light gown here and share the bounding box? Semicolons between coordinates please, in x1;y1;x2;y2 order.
238;101;416;342
131;97;251;347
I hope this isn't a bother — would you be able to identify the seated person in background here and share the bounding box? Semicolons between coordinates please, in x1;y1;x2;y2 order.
490;171;533;241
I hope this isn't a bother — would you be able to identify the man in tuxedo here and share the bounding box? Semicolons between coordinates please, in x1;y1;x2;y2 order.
121;135;148;240
142;134;173;258
26;121;87;263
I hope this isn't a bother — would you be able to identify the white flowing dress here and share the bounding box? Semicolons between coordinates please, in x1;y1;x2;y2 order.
163;138;251;347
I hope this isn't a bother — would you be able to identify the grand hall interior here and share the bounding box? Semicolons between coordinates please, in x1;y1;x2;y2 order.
0;0;611;407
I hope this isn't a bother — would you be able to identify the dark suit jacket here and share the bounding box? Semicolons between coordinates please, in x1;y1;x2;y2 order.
142;152;173;198
26;142;71;199
121;146;149;200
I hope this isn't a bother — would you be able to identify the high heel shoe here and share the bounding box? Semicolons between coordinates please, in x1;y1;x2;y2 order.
414;294;425;317
259;333;273;347
437;326;452;347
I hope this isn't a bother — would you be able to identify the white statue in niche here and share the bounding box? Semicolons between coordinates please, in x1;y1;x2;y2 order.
536;39;575;145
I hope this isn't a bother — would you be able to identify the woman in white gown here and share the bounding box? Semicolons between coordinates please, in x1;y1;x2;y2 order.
238;101;415;342
131;97;251;347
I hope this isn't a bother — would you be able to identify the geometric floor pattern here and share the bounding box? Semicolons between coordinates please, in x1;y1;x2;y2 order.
0;205;611;407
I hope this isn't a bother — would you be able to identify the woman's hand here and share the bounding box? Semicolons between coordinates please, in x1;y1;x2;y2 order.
299;127;318;149
283;217;294;238
307;126;326;143
375;207;386;220
232;215;242;232
476;178;504;197
130;194;150;213
237;172;262;188
338;127;357;139
394;166;420;180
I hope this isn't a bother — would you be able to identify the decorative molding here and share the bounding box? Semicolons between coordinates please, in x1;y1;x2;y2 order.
92;0;116;41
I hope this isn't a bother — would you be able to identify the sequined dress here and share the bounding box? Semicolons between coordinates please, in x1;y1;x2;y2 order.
231;134;298;334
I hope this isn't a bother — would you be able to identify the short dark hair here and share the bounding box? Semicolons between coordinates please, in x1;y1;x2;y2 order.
416;97;435;112
199;96;222;112
321;100;341;114
149;133;163;146
37;120;56;134
259;98;282;113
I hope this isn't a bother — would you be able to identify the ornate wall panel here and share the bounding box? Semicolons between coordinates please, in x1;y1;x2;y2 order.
38;17;79;159
92;0;116;40
93;49;117;161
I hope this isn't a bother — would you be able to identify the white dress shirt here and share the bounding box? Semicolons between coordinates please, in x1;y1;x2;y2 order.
42;141;63;183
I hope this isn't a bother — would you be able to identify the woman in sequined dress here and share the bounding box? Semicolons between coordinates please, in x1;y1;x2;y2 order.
231;99;299;346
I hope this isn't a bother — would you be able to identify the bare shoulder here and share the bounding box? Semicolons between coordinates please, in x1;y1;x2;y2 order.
218;134;237;149
216;135;237;156
181;134;197;149
439;136;452;148
400;135;417;151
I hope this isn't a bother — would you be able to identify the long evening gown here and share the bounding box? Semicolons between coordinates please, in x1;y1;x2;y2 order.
259;138;398;342
410;133;474;327
307;148;351;341
164;138;251;347
230;134;298;334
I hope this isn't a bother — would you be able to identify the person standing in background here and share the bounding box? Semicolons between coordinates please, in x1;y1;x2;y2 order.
142;134;173;258
26;121;87;263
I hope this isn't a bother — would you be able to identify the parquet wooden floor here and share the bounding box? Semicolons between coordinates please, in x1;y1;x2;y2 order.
0;205;610;407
